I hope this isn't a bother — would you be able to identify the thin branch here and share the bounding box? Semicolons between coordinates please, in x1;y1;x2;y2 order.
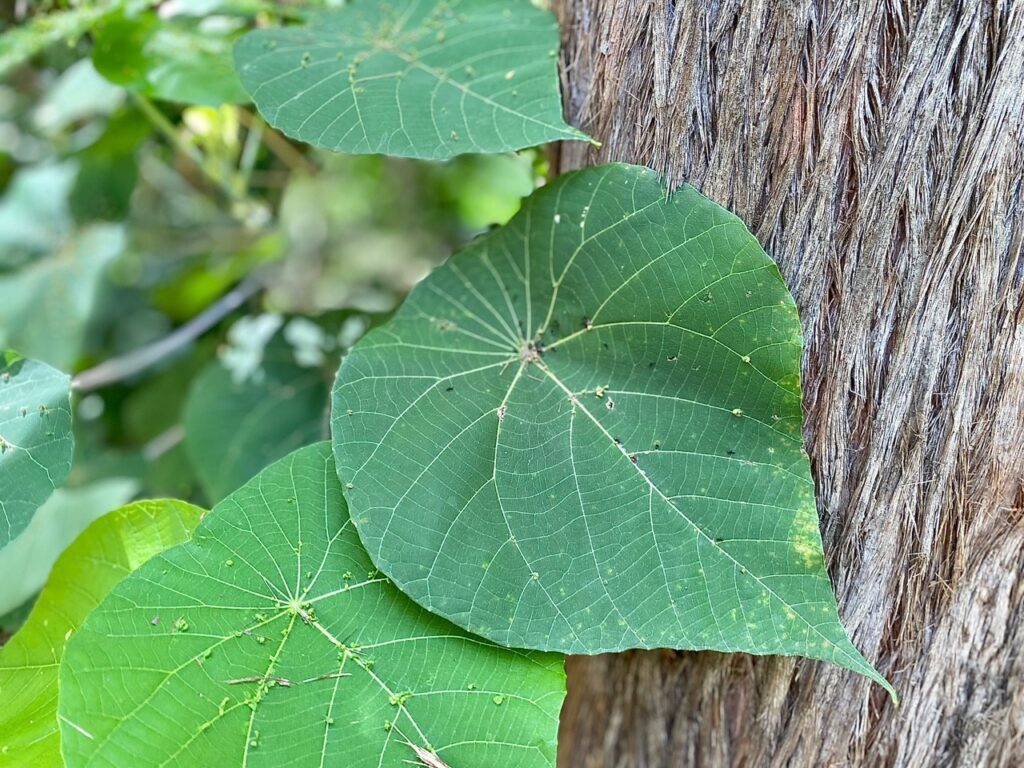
73;278;262;392
237;108;318;176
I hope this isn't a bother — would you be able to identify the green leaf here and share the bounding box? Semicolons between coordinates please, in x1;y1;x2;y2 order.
234;0;591;159
0;224;124;369
0;352;74;549
0;2;129;79
331;163;894;695
0;478;138;616
59;443;564;767
92;11;249;106
0;163;78;269
183;346;329;502
0;499;203;765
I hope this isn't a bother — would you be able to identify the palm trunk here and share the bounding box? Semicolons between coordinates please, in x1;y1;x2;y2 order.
554;1;1024;765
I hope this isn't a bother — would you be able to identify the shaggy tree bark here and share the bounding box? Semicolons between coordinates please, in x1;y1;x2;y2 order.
554;1;1023;766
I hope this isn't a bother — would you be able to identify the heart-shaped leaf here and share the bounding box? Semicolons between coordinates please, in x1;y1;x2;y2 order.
59;443;564;767
331;163;893;695
0;499;203;765
0;352;74;548
234;0;591;159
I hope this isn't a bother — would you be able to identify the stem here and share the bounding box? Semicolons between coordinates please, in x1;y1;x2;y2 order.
73;278;262;392
237;108;318;176
131;93;245;204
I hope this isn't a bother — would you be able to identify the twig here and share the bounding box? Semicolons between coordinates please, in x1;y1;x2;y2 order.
72;278;262;392
237;108;318;176
131;93;245;204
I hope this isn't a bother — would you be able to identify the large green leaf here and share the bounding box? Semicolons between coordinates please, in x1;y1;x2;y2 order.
234;0;591;159
0;499;203;766
331;163;893;694
183;345;329;502
0;352;73;549
59;443;564;767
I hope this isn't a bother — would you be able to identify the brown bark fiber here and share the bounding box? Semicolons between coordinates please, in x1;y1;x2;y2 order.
554;1;1024;766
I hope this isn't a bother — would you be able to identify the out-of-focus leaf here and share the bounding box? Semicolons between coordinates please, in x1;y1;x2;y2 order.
92;11;249;106
59;444;563;767
0;478;138;615
70;110;151;222
438;152;536;228
183;338;329;502
0;2;133;79
0;224;124;369
234;0;591;158
0;352;73;549
0;499;203;765
0;163;77;268
31;59;125;137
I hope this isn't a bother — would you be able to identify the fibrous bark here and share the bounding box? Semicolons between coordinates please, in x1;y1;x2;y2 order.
554;1;1024;766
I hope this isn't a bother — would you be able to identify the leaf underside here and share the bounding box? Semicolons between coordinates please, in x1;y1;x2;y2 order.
0;499;203;765
59;443;564;767
234;0;591;159
0;352;74;548
331;163;893;694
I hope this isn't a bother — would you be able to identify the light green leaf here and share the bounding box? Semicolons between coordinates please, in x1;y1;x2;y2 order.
92;11;249;106
234;0;591;159
59;443;564;767
0;224;124;369
0;163;78;269
331;163;894;695
183;347;329;502
0;478;138;616
0;353;73;549
0;499;203;765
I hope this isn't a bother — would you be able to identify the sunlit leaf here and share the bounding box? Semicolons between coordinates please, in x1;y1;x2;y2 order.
0;352;73;549
331;163;893;695
234;0;591;159
0;499;203;765
59;443;564;767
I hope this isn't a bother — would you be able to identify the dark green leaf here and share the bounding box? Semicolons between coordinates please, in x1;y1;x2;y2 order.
234;0;591;159
183;347;329;502
331;163;893;695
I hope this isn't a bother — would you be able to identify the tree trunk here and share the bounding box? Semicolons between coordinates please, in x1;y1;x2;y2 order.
553;1;1024;766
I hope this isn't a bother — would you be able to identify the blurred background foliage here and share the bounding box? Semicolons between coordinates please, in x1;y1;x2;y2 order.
0;0;546;634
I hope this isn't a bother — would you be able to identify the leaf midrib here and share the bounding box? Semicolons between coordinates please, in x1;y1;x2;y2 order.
523;358;867;670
